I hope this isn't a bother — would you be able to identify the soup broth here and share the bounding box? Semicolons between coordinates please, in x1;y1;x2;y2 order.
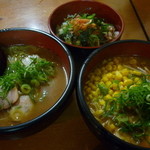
0;45;67;126
84;56;150;148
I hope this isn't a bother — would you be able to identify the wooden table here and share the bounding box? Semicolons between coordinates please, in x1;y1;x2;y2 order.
131;0;150;40
0;0;147;150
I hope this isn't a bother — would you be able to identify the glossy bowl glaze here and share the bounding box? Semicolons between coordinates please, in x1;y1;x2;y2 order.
0;28;75;139
48;0;124;58
76;40;150;150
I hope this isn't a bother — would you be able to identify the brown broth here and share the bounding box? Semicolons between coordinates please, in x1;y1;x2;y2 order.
0;45;68;126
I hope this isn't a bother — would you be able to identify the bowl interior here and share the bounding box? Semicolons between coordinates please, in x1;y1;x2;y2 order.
48;1;124;49
83;40;150;77
77;40;150;150
0;28;75;139
0;29;71;75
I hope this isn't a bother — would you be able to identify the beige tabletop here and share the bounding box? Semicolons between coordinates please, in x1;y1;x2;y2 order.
131;0;150;40
0;0;147;150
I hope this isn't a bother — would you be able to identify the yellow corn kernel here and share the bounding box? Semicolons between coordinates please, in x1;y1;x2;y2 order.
104;94;112;100
110;123;116;131
117;64;123;70
109;89;113;95
123;76;128;81
129;58;137;65
101;67;106;72
90;74;95;81
124;79;133;86
112;65;117;71
88;94;93;100
86;97;89;101
101;76;108;82
111;83;118;90
103;70;109;74
136;80;142;84
113;91;120;97
124;85;128;90
86;81;91;87
85;80;90;86
99;100;105;106
91;84;97;90
94;68;101;76
106;73;113;79
95;76;101;82
121;68;129;76
96;88;100;92
108;61;114;66
84;86;87;90
106;64;112;71
87;82;92;88
115;71;122;80
94;109;103;116
91;91;98;97
99;81;104;85
132;70;142;76
119;85;126;90
119;81;124;86
84;87;91;94
95;81;99;85
134;77;141;83
105;81;112;87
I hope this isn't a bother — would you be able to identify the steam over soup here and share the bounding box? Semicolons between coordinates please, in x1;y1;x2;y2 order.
84;56;150;148
0;45;67;126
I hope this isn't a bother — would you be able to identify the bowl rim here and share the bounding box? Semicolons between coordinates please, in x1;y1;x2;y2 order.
0;27;75;131
76;39;150;150
48;0;124;50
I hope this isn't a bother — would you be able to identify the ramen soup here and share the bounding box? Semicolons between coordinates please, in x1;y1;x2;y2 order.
84;56;150;148
0;45;67;126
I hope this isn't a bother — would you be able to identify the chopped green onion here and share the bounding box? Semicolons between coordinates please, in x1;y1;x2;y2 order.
31;79;40;87
98;84;109;96
21;84;31;94
146;94;150;102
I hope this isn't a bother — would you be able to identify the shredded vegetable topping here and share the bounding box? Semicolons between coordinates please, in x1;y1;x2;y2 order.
104;76;150;141
56;13;119;47
0;45;56;101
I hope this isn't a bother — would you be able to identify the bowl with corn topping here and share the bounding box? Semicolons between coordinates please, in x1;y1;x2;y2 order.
48;0;124;58
76;40;150;150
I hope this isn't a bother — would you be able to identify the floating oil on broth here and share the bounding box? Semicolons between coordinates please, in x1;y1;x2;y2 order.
83;56;150;148
0;45;67;126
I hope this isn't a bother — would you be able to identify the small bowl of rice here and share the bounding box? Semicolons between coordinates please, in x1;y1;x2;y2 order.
48;0;124;58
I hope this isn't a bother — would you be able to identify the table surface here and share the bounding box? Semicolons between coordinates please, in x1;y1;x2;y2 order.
131;0;150;40
0;0;148;150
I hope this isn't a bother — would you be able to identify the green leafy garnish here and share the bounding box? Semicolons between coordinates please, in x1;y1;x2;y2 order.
0;45;56;101
98;84;109;96
57;13;118;47
103;78;150;141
